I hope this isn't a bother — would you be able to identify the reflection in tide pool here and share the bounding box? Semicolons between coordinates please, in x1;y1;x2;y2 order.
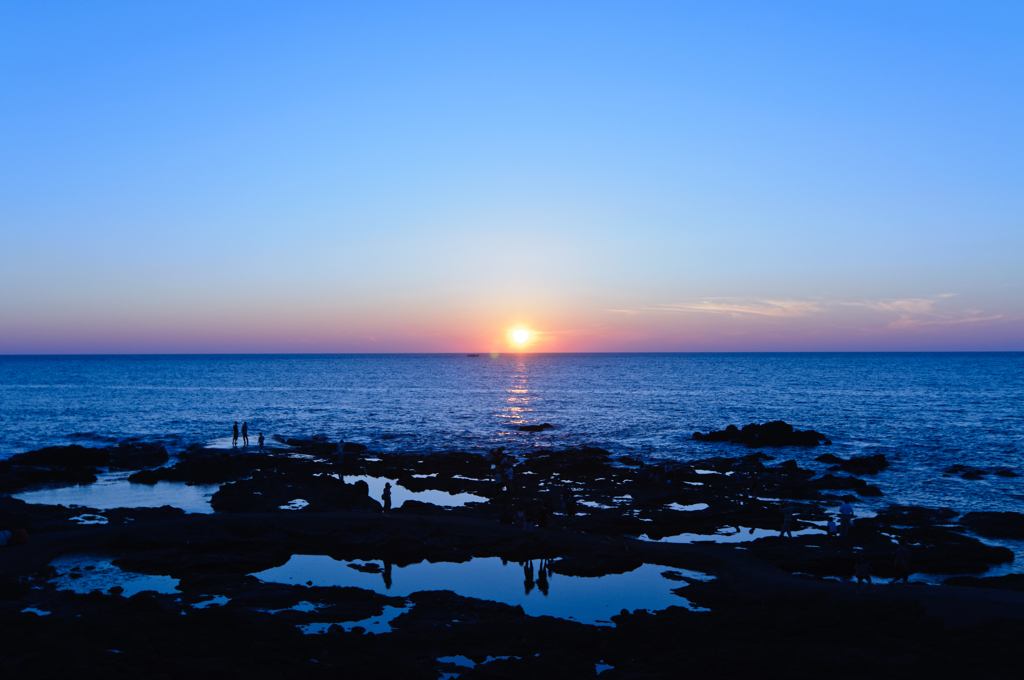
253;556;711;626
50;554;179;597
14;471;218;514
347;475;487;509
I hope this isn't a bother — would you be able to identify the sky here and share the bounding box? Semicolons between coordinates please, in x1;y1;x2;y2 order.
1;1;1022;353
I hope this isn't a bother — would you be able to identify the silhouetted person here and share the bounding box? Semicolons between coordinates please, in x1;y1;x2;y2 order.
855;559;873;593
780;506;794;538
524;504;535;531
383;561;392;590
827;518;837;537
10;527;28;546
839;501;854;537
382;482;392;514
242;421;249;447
890;538;912;588
232;422;239;447
564;488;577;525
536;502;549;531
257;432;265;452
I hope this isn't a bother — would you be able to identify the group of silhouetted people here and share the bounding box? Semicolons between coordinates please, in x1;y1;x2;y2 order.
232;422;264;451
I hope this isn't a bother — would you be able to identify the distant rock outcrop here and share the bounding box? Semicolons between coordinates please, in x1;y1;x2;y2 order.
692;421;831;448
817;453;889;476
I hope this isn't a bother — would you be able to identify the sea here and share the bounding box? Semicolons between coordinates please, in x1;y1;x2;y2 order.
1;353;1022;516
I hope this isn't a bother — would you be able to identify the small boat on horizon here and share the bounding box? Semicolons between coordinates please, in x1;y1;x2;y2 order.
467;353;480;357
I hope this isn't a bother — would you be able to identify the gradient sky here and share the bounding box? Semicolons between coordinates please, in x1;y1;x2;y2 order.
2;1;1022;353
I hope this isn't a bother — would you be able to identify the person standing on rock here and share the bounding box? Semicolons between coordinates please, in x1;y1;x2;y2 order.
889;538;912;588
382;482;392;514
780;505;794;538
232;422;239;447
257;432;265;453
855;559;873;593
242;421;249;447
839;501;854;537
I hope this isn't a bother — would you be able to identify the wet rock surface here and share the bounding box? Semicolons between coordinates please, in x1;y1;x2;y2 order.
1;438;1022;677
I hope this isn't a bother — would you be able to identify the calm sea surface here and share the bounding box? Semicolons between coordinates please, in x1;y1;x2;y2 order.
1;353;1021;515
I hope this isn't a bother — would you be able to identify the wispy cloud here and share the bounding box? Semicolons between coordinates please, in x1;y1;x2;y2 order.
617;294;1013;330
644;299;825;318
842;296;1005;329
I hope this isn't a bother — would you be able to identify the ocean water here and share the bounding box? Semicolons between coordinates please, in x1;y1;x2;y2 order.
0;353;1021;514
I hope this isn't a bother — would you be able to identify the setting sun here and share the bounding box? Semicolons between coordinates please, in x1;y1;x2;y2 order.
512;329;529;344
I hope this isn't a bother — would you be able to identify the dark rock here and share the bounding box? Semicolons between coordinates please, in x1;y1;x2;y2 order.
875;505;957;526
830;454;888;475
342;442;368;453
811;473;869;492
994;469;1019;477
8;445;110;468
944;574;1024;592
109;442;169;469
961;511;1024;539
518;423;553;432
814;453;843;464
0;464;98;492
692;421;830;448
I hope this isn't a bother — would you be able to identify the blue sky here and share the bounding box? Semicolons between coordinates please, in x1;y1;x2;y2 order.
2;1;1022;352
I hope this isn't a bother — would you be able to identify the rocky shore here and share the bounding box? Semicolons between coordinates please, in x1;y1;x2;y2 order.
2;432;1023;678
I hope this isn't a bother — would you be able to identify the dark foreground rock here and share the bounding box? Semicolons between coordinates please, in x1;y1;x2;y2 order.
0;443;169;494
960;511;1024;539
2;434;1023;678
944;574;1024;592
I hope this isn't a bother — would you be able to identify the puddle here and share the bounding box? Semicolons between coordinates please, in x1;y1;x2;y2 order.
69;514;109;525
347;475;488;509
638;525;826;544
266;601;320;614
666;503;709;512
437;654;517;676
579;501;614;509
280;499;309;511
596;662;614;675
192;596;230;609
50;554;179;597
299;603;410;634
253;556;711;626
21;607;50;616
14;471;219;514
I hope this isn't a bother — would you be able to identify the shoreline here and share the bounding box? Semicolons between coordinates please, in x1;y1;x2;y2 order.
2;439;1024;676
